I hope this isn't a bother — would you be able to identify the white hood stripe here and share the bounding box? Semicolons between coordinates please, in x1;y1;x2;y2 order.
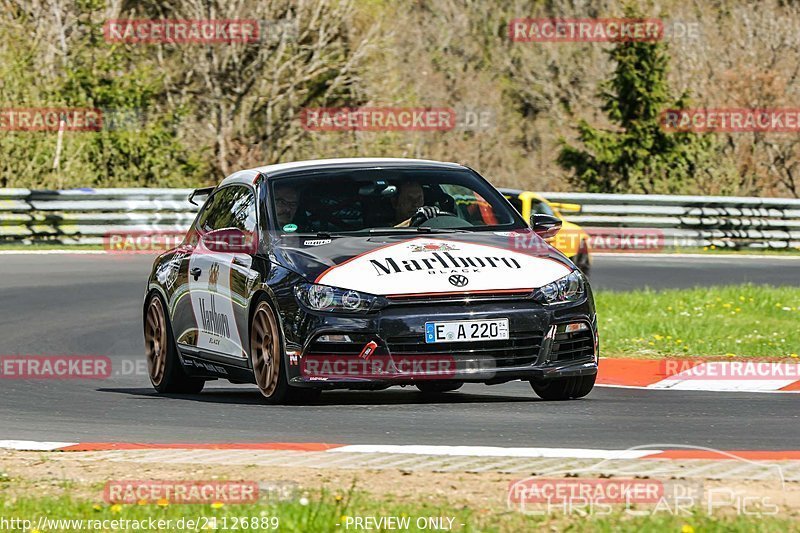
315;237;570;296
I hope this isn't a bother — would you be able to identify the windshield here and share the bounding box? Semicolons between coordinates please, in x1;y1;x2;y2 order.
268;168;525;234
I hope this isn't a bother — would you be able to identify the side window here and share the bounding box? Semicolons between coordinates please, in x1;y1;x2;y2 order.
195;192;221;232
228;187;258;233
196;186;257;234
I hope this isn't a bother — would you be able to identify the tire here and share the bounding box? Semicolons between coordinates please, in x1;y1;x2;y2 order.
144;293;205;394
530;374;595;401
416;381;463;394
250;296;320;404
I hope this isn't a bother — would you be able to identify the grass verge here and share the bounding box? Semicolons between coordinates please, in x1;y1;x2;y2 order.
0;492;797;532
597;284;800;358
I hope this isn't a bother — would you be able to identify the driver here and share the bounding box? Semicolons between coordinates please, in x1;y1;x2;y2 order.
391;182;443;227
274;185;299;228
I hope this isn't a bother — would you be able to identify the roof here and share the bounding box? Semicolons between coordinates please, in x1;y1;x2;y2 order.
254;157;462;175
219;158;465;187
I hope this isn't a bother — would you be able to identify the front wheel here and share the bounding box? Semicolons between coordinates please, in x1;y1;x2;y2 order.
530;374;595;400
144;293;205;394
250;297;321;404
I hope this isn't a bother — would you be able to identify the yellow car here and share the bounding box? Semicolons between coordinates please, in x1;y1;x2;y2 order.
500;188;591;276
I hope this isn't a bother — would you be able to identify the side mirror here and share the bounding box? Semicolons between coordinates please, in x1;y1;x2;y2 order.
200;228;257;254
531;214;562;239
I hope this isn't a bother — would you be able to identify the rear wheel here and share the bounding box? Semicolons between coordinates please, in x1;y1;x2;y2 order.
416;381;463;394
250;297;321;404
531;374;595;401
144;294;205;394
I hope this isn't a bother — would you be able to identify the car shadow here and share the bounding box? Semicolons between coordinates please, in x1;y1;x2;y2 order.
96;386;541;406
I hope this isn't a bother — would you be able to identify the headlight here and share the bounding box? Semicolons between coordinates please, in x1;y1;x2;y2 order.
535;270;586;305
294;283;378;313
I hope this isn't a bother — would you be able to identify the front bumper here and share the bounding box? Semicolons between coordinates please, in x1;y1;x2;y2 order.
281;292;598;389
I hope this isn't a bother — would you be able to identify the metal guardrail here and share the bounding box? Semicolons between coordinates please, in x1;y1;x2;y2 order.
544;192;800;249
0;188;799;249
0;189;198;244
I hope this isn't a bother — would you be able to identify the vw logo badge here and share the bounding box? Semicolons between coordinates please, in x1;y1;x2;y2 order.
448;274;468;287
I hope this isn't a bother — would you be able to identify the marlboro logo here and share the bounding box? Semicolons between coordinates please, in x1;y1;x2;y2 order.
199;295;230;338
369;251;521;276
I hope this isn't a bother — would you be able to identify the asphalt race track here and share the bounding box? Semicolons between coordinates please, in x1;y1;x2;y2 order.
0;252;798;448
591;253;800;290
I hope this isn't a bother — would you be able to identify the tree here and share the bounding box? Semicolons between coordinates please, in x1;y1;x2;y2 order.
141;0;373;176
0;0;208;188
557;14;716;194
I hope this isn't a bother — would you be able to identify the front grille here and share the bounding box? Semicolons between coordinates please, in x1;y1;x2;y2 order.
386;291;534;306
550;327;594;362
305;329;549;370
385;330;544;368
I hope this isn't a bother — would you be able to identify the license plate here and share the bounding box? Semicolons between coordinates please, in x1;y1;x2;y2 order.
425;319;509;343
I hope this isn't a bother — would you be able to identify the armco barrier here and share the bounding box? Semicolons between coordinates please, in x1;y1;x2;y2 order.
0;189;197;244
543;192;800;249
0;188;799;249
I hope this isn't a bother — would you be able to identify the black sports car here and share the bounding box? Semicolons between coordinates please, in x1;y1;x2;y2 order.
144;158;598;403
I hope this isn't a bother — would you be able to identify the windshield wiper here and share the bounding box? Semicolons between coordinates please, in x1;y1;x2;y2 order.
367;227;460;234
284;228;461;237
282;231;350;238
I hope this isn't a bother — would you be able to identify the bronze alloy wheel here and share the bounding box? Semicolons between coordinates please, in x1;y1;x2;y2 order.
251;301;281;398
144;296;167;387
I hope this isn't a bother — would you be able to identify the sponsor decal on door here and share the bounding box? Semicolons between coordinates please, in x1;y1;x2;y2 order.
189;246;245;358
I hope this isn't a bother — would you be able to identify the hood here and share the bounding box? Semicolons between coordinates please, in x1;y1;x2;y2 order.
271;230;573;297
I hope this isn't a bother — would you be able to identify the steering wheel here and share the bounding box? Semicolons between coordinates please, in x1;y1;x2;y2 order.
410;206;457;227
